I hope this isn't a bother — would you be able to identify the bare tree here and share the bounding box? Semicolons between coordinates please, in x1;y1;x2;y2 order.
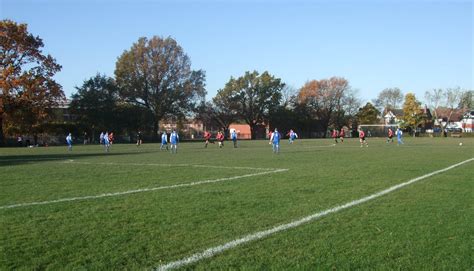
424;87;465;132
373;88;403;112
280;85;297;108
424;88;444;123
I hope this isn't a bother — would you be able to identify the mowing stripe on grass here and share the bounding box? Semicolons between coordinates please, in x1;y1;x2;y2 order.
0;168;288;210
61;161;281;171
0;158;281;171
154;157;474;271
0;157;66;162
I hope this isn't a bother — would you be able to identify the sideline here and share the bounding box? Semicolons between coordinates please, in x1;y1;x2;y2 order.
154;157;474;271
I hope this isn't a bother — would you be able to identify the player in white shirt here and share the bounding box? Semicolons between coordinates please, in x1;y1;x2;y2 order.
269;128;281;154
66;133;72;151
103;132;110;152
170;130;179;154
160;132;168;150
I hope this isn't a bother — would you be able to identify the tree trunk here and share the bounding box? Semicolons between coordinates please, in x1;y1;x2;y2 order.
250;123;258;140
321;118;331;138
153;120;159;141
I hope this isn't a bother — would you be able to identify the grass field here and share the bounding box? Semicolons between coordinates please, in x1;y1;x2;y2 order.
0;137;473;270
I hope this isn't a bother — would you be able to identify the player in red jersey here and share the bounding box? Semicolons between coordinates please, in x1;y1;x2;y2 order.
331;129;339;143
204;131;213;148
386;128;394;143
359;127;368;147
108;132;114;145
216;131;225;148
339;128;345;143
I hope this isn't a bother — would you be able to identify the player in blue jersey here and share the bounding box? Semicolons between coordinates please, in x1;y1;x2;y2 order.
396;128;404;145
103;132;110;152
170;130;179;154
160;131;168;151
231;129;238;148
269;128;281;154
66;133;72;151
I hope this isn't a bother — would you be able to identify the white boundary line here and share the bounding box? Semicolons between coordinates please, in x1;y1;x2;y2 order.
154;157;474;271
0;168;288;210
0;158;281;171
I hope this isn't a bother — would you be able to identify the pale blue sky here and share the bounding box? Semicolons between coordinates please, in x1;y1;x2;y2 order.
2;0;473;103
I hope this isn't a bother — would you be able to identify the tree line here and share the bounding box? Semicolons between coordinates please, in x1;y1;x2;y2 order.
1;20;472;145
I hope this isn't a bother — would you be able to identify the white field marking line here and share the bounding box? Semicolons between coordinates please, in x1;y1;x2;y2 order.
0;158;281;171
0;168;288;210
154;157;474;271
60;161;281;171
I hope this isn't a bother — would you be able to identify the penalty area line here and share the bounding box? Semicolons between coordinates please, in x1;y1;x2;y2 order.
153;157;474;271
0;168;288;210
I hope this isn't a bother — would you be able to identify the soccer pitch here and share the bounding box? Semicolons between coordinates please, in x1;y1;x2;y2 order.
1;137;472;270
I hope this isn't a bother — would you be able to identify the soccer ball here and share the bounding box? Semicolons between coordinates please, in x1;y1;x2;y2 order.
459;142;463;146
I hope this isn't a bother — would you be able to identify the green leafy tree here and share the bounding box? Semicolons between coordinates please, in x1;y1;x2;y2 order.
0;20;64;145
218;71;284;139
114;36;206;138
356;102;380;124
458;90;473;109
69;74;119;141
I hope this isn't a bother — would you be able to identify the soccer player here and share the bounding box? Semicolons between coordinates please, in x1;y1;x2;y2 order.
288;129;298;144
136;131;142;147
160;131;168;150
339;128;345;143
17;135;23;147
170;130;179;154
99;132;104;145
66;133;72;151
216;131;224;148
108;132;114;145
396;128;404;145
231;129;238;148
386;128;394;143
103;132;110;152
267;130;273;140
332;129;339;144
270;128;281;154
204;131;213;148
358;128;368;147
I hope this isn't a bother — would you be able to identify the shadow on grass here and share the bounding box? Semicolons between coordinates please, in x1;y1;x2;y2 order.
0;150;158;167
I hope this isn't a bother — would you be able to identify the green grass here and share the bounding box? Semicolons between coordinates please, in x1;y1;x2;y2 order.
0;137;472;270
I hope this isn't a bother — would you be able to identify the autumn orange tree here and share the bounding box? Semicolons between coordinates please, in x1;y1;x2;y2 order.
297;77;359;135
0;20;64;145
